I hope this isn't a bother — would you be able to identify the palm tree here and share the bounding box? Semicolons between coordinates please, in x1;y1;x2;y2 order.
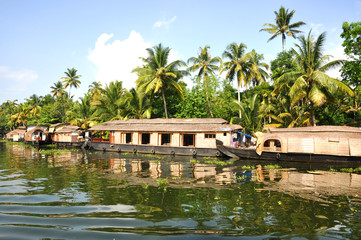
246;50;269;87
124;88;152;119
234;94;263;135
133;43;187;119
276;31;353;126
188;46;221;117
51;81;66;98
260;6;306;52
91;80;125;121
221;42;250;117
61;68;81;97
88;81;103;98
66;94;97;129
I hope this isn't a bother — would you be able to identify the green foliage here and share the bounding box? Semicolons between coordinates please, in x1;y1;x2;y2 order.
264;164;281;169
157;178;169;186
260;6;306;52
241;165;255;170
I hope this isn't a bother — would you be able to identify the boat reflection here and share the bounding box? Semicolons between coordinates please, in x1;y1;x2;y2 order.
6;144;361;201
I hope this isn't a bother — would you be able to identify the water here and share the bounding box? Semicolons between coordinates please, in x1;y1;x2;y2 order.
0;142;361;239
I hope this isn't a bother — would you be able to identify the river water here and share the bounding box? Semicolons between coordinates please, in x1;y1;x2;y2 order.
0;142;361;239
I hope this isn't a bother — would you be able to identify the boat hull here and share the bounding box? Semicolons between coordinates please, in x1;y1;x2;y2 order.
222;146;361;163
88;142;222;157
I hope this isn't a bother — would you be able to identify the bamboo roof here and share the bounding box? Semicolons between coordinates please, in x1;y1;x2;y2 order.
89;118;242;133
268;126;361;133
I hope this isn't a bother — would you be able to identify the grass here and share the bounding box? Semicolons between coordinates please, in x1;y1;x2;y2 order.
329;167;361;173
264;164;281;169
204;159;233;166
190;159;200;164
241;165;255;170
157;178;169;186
39;148;78;155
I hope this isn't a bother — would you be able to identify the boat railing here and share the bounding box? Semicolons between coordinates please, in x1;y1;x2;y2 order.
91;137;110;143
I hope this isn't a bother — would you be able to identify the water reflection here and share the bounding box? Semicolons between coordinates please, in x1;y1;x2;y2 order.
1;142;361;239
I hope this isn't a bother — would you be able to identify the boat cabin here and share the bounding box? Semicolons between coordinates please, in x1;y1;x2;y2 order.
88;118;243;156
52;125;84;146
258;126;361;157
6;126;26;142
24;125;50;143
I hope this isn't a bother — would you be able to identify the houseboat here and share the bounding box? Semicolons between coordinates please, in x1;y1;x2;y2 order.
24;125;50;146
219;126;361;162
87;118;243;157
52;125;85;147
5;126;26;142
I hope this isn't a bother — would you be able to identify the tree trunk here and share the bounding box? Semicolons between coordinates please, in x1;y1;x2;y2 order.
282;34;285;53
161;87;168;119
238;82;241;118
310;104;316;126
203;75;213;117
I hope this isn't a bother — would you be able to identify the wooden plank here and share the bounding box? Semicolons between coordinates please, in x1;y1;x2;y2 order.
349;138;361;156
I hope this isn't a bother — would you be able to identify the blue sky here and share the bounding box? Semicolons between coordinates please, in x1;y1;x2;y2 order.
0;0;360;103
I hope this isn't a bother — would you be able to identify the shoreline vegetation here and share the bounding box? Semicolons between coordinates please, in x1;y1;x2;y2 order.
0;7;360;138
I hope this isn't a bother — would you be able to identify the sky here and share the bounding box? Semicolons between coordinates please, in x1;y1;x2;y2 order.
0;0;360;104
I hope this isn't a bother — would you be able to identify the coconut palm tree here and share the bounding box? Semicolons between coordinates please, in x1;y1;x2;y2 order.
66;94;97;129
91;80;125;121
61;68;81;97
221;42;250;117
260;6;306;52
51;81;66;98
88;81;103;98
123;88;151;119
188;45;221;117
246;49;269;87
276;31;353;126
133;43;187;119
234;94;263;135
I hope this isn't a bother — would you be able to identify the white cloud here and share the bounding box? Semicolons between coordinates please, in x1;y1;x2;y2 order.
0;66;38;84
88;31;151;89
310;23;324;35
325;44;347;80
153;16;177;29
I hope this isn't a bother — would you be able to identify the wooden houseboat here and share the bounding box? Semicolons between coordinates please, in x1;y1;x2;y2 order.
24;125;50;146
5;126;26;142
219;126;361;162
52;125;85;147
87;118;243;157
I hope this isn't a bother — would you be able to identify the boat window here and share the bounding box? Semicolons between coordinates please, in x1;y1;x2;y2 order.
141;133;150;145
223;133;227;136
126;133;132;144
183;134;195;146
205;134;216;139
161;133;171;145
263;139;281;151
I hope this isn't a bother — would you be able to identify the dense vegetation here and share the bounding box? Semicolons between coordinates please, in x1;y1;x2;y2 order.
0;6;360;136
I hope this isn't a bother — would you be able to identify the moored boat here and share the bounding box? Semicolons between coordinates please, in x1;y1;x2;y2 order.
5;126;26;142
24;125;51;146
52;125;85;147
219;126;361;162
87;118;243;157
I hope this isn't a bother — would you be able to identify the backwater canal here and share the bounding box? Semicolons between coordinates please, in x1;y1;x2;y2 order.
0;141;361;239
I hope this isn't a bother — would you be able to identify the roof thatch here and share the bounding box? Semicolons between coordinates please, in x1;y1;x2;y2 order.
54;125;81;133
268;126;361;133
6;127;26;137
89;118;242;133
